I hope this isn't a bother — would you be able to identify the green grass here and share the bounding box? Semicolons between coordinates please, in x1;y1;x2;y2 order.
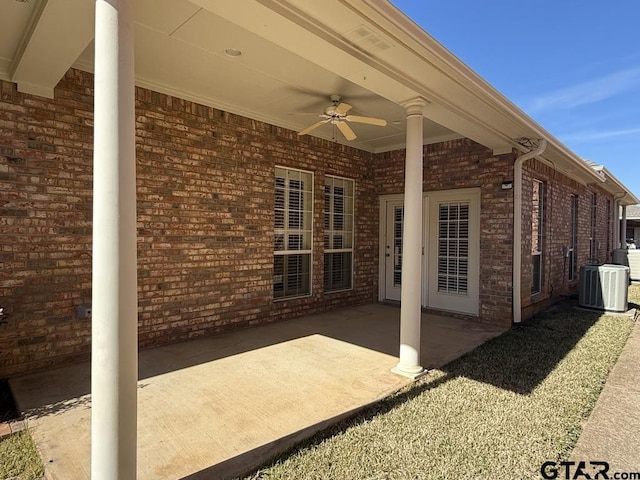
0;430;44;480
247;285;639;480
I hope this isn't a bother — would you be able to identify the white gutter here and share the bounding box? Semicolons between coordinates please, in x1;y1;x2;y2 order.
513;139;548;323
600;167;640;206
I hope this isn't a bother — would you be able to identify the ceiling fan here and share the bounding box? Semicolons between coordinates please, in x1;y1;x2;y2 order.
295;95;387;141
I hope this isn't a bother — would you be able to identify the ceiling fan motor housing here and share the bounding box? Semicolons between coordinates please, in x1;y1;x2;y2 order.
324;105;339;117
325;95;346;118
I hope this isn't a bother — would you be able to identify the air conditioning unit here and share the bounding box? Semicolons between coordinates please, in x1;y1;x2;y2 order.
579;264;629;312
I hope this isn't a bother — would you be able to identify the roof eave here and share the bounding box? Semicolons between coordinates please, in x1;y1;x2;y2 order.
600;167;640;205
359;0;618;187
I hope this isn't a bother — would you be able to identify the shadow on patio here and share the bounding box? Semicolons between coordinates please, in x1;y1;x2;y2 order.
10;303;505;480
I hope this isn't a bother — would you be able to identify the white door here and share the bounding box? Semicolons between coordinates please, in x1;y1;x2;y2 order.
427;190;480;315
379;189;480;315
383;201;404;301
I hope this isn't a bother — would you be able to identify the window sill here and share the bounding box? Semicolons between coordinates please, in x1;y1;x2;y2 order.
324;287;354;295
273;294;312;303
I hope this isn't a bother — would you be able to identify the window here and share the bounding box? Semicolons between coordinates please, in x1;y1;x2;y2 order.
274;167;313;299
392;206;403;287
437;202;469;295
569;195;578;282
531;180;544;295
606;199;611;257
589;193;597;262
324;176;354;292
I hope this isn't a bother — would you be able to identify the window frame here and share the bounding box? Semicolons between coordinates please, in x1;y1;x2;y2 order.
589;193;597;262
606;199;611;258
323;175;355;293
531;180;544;295
568;194;578;282
273;166;314;300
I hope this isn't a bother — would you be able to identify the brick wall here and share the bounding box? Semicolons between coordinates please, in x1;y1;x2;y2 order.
520;159;615;319
0;69;379;377
0;70;95;377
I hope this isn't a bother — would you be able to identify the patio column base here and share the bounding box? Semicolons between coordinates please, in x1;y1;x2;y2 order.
391;364;427;380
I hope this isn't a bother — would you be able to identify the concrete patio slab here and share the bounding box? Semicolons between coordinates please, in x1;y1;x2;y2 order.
10;304;505;480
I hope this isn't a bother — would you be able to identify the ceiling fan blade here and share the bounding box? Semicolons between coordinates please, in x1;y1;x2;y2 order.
334;102;353;115
298;119;330;136
345;115;387;127
289;112;325;116
337;121;357;141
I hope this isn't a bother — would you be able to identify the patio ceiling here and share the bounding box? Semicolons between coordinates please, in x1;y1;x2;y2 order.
1;0;638;203
0;0;528;154
1;0;461;153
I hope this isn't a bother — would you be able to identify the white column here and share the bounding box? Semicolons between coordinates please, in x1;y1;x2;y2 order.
92;1;138;479
622;205;628;248
392;98;428;379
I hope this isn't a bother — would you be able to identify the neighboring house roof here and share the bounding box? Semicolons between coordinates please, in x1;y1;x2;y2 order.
626;205;640;220
0;0;637;204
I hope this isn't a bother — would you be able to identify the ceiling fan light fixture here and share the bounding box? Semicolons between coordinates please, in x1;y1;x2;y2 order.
224;48;242;57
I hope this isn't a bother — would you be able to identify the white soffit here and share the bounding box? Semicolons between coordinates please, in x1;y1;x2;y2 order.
72;0;457;152
0;0;36;80
133;0;201;35
194;0;511;151
10;0;94;98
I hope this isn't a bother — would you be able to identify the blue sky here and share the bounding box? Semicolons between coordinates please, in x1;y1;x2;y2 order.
392;0;640;200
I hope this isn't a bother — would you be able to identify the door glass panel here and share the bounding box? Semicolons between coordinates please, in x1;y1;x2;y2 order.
393;206;403;287
437;202;469;295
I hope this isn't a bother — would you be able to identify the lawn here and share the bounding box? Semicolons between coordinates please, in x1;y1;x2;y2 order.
246;285;639;480
0;286;637;480
0;430;43;480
